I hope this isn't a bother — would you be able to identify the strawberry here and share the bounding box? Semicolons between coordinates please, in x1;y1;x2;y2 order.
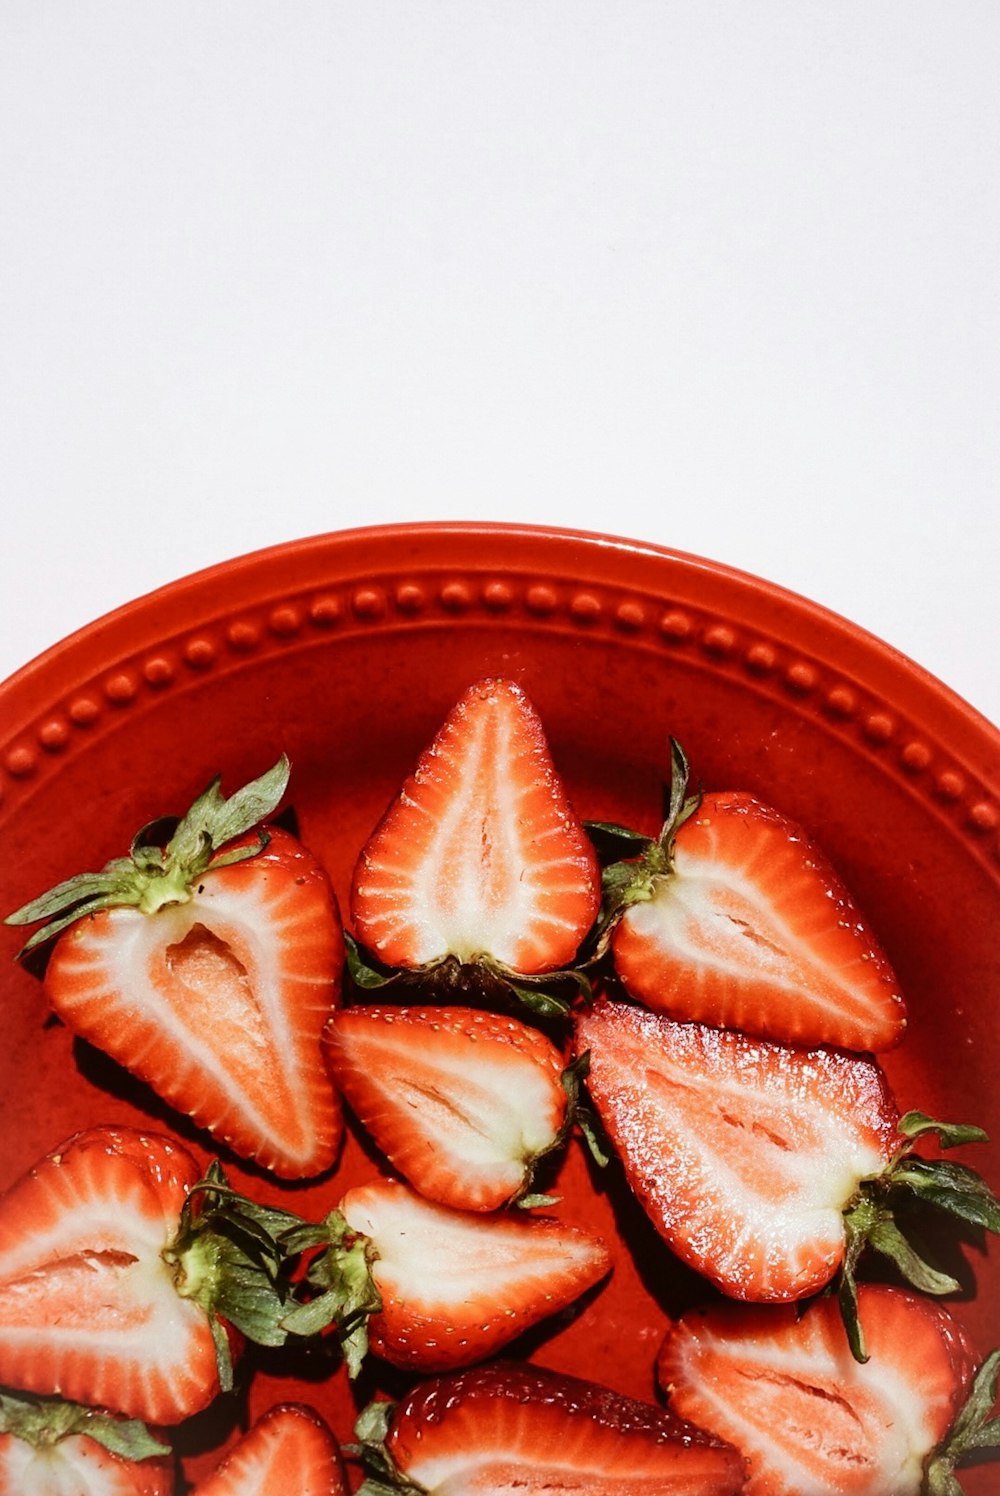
575;1000;1000;1356
322;1003;574;1211
190;1404;347;1496
657;1285;1000;1496
0;1390;173;1496
348;679;600;1014
0;1126;305;1424
281;1176;611;1375
351;1360;746;1494
5;757;344;1178
591;741;906;1052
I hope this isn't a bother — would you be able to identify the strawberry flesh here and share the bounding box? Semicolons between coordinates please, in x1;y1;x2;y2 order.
350;679;600;975
191;1403;347;1496
44;828;344;1178
338;1177;611;1372
322;1004;568;1210
611;791;906;1053
658;1285;980;1496
377;1360;745;1494
0;1128;219;1424
575;1000;899;1301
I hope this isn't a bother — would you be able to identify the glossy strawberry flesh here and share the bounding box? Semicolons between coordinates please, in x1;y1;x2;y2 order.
45;829;343;1178
339;1179;611;1371
658;1286;979;1496
576;1002;899;1301
0;1432;173;1496
323;1005;567;1210
191;1403;347;1496
350;679;600;974
612;793;906;1053
0;1128;218;1423
385;1361;744;1494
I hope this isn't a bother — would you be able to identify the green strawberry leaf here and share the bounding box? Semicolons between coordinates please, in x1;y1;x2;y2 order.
925;1348;1000;1493
5;756;290;949
0;1392;170;1459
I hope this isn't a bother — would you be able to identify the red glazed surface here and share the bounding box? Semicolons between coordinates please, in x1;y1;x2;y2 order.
1;522;998;1491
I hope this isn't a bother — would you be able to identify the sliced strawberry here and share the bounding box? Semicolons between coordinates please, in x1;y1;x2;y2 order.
0;1126;304;1423
349;679;600;993
322;1004;570;1210
576;999;899;1305
190;1404;347;1496
575;1002;1000;1352
597;743;906;1052
657;1286;987;1496
353;1360;745;1494
0;1391;173;1496
283;1176;611;1375
7;758;344;1178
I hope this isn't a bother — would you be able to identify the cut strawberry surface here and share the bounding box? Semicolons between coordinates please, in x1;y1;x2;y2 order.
322;1004;570;1210
6;759;344;1178
576;1002;1000;1354
0;1126;305;1424
283;1176;611;1376
658;1286;992;1496
353;1361;745;1494
576;999;899;1304
594;744;906;1052
0;1391;173;1496
349;679;600;987
190;1403;347;1496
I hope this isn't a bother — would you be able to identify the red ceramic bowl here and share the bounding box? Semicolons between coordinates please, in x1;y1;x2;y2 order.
1;523;998;1490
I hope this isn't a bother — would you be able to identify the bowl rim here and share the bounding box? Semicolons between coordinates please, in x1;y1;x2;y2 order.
1;520;997;823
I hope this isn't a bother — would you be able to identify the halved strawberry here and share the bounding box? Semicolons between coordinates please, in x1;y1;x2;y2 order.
0;1126;304;1424
592;742;906;1052
322;1004;571;1210
282;1176;611;1375
658;1285;999;1496
348;679;600;1012
6;758;344;1178
575;1000;1000;1355
0;1390;173;1496
190;1404;347;1496
352;1360;746;1494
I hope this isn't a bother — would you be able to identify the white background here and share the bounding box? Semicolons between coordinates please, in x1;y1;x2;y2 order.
1;3;997;724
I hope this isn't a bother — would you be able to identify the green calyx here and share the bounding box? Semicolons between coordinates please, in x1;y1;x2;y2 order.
5;756;290;954
839;1111;1000;1363
278;1209;383;1379
0;1389;170;1460
584;738;700;954
349;1400;428;1495
924;1348;1000;1494
344;930;593;1021
163;1160;305;1392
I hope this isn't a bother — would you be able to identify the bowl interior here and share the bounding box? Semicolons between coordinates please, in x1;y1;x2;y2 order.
1;523;997;1487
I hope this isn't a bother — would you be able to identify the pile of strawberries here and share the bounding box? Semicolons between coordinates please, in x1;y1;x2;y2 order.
3;678;999;1495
